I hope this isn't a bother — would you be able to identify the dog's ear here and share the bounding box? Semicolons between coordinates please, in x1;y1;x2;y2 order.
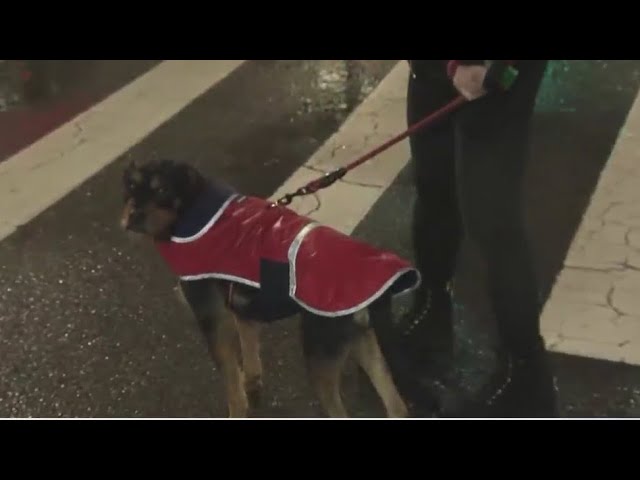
124;158;145;187
127;157;143;169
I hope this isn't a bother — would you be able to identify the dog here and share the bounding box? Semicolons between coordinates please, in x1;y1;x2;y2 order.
120;158;421;418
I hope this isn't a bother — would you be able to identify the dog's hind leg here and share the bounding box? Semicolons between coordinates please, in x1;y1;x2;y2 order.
305;353;350;418
301;313;355;418
351;309;409;418
237;318;263;408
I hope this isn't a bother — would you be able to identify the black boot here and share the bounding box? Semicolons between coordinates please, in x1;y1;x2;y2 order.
438;342;559;418
374;287;455;417
394;286;455;375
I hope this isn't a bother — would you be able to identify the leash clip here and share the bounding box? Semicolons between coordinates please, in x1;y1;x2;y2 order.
271;168;346;208
270;186;308;208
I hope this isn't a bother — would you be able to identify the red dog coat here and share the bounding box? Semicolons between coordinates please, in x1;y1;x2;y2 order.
155;185;420;318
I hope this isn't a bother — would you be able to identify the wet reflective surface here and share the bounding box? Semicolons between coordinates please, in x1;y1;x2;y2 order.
0;60;397;417
1;60;640;417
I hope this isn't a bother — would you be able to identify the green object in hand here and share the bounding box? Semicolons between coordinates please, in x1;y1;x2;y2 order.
500;65;519;90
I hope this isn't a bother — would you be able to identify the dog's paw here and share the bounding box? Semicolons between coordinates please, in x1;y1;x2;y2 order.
394;405;411;418
228;395;250;418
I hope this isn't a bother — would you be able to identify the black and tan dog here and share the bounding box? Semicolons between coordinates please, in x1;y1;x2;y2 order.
120;159;421;418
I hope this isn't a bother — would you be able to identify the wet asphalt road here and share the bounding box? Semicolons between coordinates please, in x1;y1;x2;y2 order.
0;60;397;417
1;60;640;417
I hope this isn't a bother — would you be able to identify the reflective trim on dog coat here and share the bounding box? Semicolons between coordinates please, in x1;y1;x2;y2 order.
155;185;421;317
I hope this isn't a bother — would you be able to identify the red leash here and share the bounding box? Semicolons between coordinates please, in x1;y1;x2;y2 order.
272;95;468;207
271;60;521;208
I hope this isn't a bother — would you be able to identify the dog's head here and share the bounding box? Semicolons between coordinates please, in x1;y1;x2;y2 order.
120;159;205;240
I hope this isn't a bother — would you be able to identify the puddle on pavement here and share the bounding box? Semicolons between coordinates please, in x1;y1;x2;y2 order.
294;60;390;121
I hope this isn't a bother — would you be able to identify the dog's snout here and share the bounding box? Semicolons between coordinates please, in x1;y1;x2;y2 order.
126;208;146;232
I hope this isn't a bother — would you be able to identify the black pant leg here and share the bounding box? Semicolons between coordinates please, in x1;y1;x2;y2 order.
407;63;461;297
454;60;548;355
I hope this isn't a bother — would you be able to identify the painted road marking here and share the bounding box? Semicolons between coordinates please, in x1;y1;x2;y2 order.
271;61;410;234
541;89;640;365
0;60;245;241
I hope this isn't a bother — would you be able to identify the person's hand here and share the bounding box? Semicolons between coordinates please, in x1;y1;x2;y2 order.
452;65;488;101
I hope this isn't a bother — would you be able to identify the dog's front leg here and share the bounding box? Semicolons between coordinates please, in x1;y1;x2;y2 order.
237;319;263;407
180;280;248;418
209;313;248;418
